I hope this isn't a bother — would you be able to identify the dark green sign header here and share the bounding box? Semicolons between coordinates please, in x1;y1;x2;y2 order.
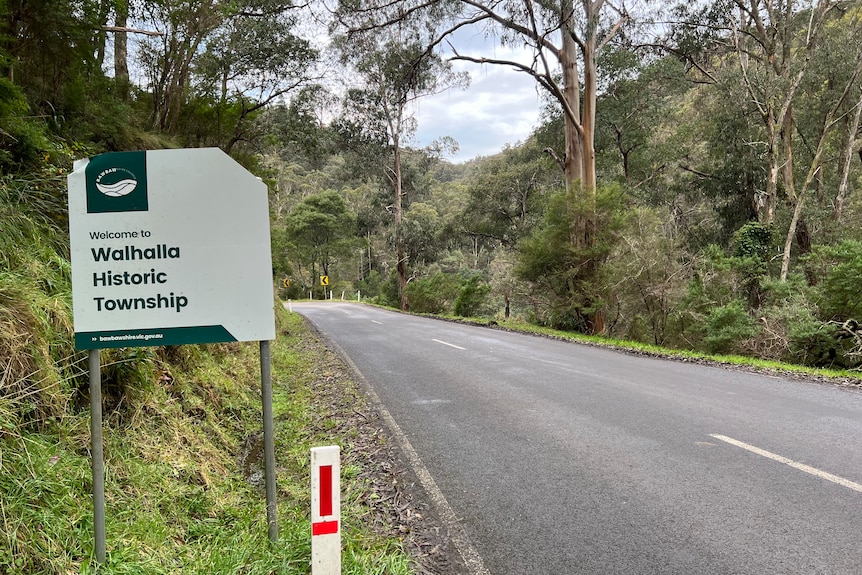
85;151;149;213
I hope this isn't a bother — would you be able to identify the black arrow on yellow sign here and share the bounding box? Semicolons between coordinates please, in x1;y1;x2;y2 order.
320;275;329;286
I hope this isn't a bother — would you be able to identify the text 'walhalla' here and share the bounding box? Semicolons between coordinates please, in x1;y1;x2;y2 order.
91;244;180;262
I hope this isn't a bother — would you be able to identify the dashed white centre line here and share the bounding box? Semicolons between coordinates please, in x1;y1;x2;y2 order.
371;320;383;325
710;434;862;494
433;339;466;350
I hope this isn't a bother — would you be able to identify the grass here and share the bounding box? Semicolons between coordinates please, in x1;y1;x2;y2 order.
485;318;862;381
0;308;413;574
395;307;862;385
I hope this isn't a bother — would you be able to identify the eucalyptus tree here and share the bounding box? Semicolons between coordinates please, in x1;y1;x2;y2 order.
777;9;862;280
283;189;357;291
136;0;318;147
193;2;319;153
137;0;221;132
337;0;630;247
730;0;838;227
668;0;862;284
333;18;466;310
335;0;636;332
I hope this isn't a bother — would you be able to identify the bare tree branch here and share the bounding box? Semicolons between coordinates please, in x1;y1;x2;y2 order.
100;25;163;36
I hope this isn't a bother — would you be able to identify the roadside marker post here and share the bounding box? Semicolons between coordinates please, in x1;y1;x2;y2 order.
311;446;341;574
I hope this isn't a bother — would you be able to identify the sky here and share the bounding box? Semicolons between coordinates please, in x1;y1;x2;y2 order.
121;10;548;165
410;33;547;164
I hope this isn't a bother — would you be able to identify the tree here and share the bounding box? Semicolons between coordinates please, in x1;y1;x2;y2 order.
669;0;862;283
335;0;632;331
335;18;466;310
461;140;554;247
0;0;101;112
192;3;319;153
516;183;628;331
338;0;628;241
402;201;443;265
283;190;357;292
595;51;689;199
138;0;221;132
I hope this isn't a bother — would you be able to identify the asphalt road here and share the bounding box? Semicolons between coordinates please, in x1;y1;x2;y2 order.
292;301;862;574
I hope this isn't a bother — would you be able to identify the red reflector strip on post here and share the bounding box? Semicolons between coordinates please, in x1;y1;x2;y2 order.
319;465;333;517
312;520;339;536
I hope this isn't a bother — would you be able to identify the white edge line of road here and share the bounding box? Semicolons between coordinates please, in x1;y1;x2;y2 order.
317;331;490;575
710;434;862;494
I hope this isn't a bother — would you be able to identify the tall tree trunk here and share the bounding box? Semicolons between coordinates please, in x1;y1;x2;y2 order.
834;90;862;221
580;1;601;248
114;1;129;100
393;132;409;311
95;0;111;66
560;17;583;194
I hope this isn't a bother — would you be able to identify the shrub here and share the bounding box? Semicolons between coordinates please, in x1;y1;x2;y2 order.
454;274;490;317
806;240;862;320
701;301;758;355
404;272;459;314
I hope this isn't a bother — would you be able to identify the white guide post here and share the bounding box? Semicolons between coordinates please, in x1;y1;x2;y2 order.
311;445;341;574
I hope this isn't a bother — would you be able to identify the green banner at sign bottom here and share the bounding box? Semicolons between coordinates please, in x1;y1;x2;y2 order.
75;325;237;350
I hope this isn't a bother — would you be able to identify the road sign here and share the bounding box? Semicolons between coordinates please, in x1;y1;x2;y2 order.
283;277;291;288
67;148;275;349
311;445;340;574
320;275;329;286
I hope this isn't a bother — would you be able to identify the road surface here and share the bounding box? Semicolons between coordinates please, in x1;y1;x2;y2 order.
292;301;862;574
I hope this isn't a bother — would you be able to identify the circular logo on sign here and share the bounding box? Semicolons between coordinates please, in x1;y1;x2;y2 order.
95;167;138;197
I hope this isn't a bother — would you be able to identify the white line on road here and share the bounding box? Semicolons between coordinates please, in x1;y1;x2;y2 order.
710;434;862;494
433;339;466;350
371;320;383;325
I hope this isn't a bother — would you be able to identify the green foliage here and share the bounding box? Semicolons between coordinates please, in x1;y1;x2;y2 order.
786;318;842;368
461;141;555;247
0;77;49;169
355;270;384;300
702;301;758;355
454;273;491;318
731;221;775;308
595;51;689;202
805;240;862;321
516;183;628;332
604;207;690;345
402;202;442;265
403;272;460;314
283;190;358;284
732;222;773;262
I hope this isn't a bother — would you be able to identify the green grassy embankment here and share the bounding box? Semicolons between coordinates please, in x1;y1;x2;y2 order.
0;306;412;574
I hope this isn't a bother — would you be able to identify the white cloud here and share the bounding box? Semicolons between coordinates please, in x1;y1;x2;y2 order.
409;26;548;162
412;61;543;163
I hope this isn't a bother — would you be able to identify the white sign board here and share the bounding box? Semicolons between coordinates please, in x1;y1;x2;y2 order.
68;148;275;349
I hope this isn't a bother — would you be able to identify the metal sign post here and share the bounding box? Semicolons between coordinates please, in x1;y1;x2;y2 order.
260;340;277;542
89;349;106;563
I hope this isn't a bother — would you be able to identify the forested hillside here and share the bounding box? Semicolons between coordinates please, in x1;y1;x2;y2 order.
1;0;862;568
